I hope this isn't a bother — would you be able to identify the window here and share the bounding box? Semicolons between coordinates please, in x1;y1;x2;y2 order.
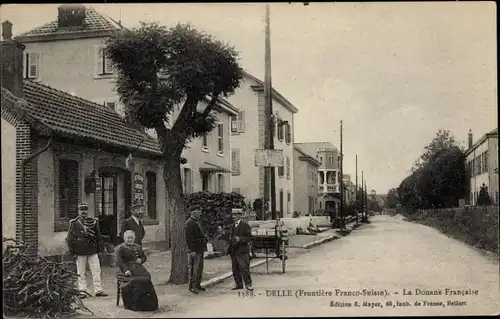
231;116;238;133
232;148;241;176
277;120;284;141
146;171;157;219
217;174;225;193
23;52;40;79
286;156;290;180
95;47;114;76
202;174;211;192
202;134;208;150
285;122;291;144
287;192;291;202
101;174;117;216
232;111;245;133
278;163;284;177
319;156;323;164
217;123;224;154
58;159;79;218
183;168;192;194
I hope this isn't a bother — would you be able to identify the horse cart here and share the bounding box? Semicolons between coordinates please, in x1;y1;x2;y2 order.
251;224;289;273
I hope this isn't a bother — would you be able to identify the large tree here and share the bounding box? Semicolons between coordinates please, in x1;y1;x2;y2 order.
106;22;243;284
412;129;464;171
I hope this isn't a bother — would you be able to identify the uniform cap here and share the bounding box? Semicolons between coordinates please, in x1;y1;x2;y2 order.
130;202;143;210
78;203;89;211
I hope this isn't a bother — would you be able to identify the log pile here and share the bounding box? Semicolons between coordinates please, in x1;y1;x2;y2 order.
2;238;94;318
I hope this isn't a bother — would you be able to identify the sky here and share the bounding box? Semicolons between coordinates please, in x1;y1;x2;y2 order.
1;2;497;194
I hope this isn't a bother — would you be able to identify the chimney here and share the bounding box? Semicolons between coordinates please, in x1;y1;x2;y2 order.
1;21;25;97
58;4;86;28
468;129;473;149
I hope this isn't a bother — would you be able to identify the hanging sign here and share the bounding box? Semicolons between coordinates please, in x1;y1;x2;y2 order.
133;173;144;204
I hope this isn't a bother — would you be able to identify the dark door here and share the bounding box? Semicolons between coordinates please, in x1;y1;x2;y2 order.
99;172;118;244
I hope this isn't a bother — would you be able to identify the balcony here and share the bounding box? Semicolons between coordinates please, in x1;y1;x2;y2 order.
319;184;339;194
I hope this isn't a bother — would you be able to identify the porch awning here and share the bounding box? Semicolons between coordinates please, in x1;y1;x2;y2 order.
199;162;231;174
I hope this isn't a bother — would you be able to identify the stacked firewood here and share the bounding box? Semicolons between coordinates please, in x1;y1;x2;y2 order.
2;238;94;318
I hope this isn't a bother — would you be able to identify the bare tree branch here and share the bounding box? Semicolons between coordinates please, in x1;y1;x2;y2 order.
203;94;219;118
172;95;199;135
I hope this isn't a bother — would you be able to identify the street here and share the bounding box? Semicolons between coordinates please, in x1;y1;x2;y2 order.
154;215;499;317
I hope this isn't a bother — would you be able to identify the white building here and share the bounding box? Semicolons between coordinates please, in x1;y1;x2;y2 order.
227;71;298;217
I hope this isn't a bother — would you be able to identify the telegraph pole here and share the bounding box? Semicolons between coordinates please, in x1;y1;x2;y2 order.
264;4;277;220
355;154;358;225
361;170;364;219
365;180;368;219
339;120;344;229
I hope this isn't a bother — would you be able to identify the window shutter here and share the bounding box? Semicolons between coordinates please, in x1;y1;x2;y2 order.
286;123;291;144
286;156;290;180
238;111;245;132
28;53;39;79
104;48;114;74
94;46;102;76
218;123;224;152
232;148;240;176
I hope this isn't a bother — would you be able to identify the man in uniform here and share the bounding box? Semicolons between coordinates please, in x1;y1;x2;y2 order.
227;210;253;291
119;202;146;246
66;203;108;298
185;208;209;294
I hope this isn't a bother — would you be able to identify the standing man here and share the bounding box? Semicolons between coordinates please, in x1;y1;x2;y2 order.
120;202;146;246
227;210;253;291
66;203;108;298
185;208;209;294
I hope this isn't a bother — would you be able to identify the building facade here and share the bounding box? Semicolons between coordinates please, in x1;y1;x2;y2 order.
228;72;298;217
293;145;320;215
14;4;237;196
1;36;169;256
294;142;341;215
465;128;499;205
342;174;356;205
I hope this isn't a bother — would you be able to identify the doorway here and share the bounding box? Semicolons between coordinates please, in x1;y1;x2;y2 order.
98;167;131;245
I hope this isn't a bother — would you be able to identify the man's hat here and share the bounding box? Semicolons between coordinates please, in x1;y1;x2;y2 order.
78;203;89;211
130;202;143;210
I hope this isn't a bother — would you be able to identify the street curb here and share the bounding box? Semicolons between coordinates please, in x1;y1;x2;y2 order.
300;234;340;249
200;259;268;288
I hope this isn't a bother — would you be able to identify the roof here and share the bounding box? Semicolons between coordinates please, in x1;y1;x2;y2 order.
465;128;498;156
294;142;338;158
294;145;320;166
199;162;231;174
15;7;122;42
1;81;161;156
242;71;299;114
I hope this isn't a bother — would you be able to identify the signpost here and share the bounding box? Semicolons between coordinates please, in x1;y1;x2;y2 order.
255;149;284;219
133;173;145;214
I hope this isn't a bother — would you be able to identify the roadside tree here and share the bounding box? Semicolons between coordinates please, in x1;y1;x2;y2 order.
106;22;243;284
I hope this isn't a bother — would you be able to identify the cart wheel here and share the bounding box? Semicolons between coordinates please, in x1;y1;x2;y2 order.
281;241;286;273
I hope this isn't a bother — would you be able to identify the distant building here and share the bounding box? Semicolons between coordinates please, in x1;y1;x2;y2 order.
293;145;320;215
465;128;499;205
294;142;340;216
342;174;356;205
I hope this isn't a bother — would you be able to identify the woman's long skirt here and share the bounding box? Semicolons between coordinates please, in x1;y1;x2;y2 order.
121;279;159;311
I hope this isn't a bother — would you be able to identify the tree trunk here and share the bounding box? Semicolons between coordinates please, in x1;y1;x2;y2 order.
163;155;189;284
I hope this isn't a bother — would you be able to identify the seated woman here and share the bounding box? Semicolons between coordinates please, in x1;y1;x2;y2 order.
115;230;159;311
